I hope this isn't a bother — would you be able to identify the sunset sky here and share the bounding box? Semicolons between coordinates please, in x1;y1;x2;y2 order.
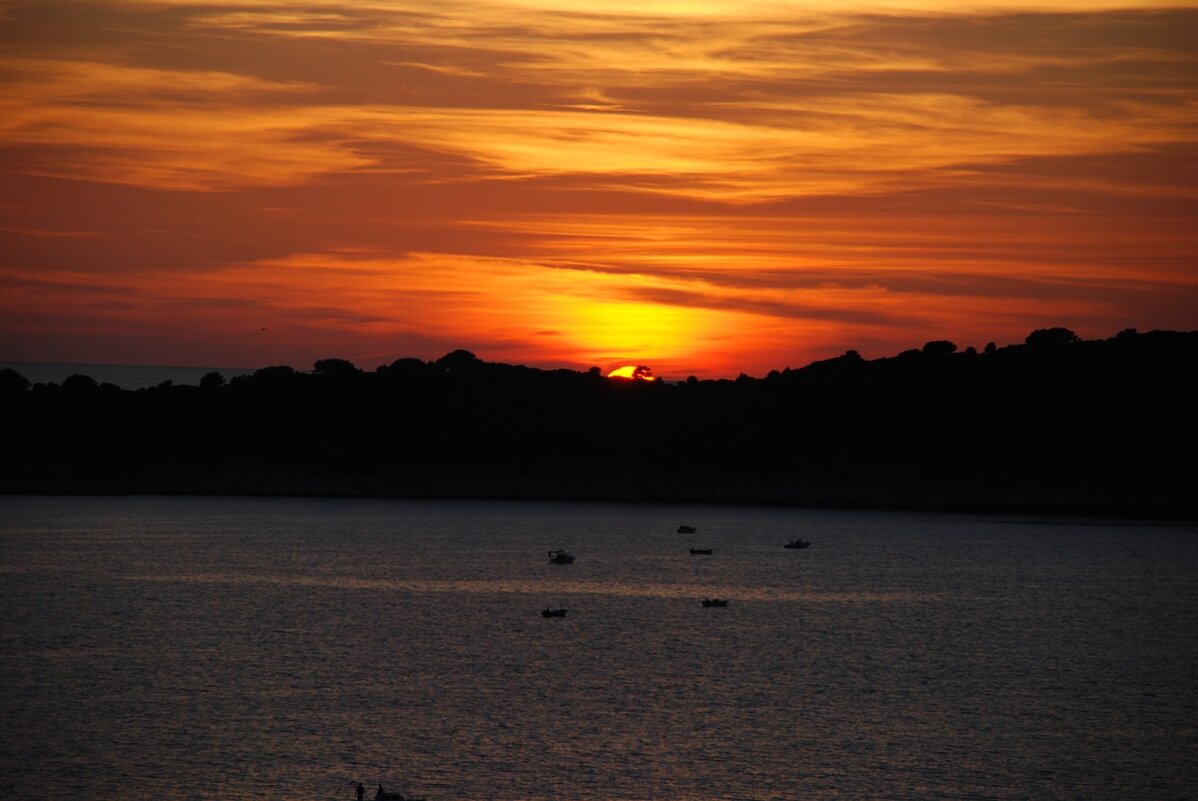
2;1;1196;378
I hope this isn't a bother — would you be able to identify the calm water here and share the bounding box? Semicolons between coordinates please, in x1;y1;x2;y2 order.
1;497;1195;801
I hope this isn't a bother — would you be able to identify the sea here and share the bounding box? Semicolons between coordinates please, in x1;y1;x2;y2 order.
1;362;257;390
0;496;1195;801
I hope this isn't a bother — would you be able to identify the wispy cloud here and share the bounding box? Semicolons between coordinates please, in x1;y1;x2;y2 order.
1;0;1195;373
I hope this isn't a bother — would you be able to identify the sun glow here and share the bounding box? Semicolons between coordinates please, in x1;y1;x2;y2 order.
2;1;1196;375
607;365;656;381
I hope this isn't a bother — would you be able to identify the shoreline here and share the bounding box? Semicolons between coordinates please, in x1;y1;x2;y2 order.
6;468;1193;520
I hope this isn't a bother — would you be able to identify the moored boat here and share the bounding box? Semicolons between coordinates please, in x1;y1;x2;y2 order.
783;539;811;549
677;524;696;534
689;547;713;555
542;607;568;617
548;549;575;564
701;598;728;607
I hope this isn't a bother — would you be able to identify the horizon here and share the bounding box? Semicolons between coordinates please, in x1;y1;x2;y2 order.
4;324;1184;387
2;2;1196;377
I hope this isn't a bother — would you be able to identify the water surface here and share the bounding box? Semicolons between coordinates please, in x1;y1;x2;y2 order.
1;496;1195;800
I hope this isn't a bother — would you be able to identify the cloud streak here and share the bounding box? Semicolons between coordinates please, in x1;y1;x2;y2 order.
1;1;1195;375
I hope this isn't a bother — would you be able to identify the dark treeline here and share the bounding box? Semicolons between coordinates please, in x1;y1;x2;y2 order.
2;327;1195;515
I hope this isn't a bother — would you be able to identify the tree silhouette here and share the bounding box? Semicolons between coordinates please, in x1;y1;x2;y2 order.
921;340;957;357
62;374;98;393
200;371;225;391
2;327;1194;515
1026;327;1080;349
435;349;481;372
0;368;29;396
314;358;359;377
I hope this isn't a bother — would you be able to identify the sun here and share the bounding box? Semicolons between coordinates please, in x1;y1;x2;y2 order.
606;365;656;381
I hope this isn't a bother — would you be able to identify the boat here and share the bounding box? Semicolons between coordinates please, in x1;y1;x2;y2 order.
677;524;696;533
548;549;575;564
542;608;568;618
689;547;713;555
701;598;728;607
783;539;811;549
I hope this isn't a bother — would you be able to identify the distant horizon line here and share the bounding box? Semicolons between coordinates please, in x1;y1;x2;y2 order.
4;326;1193;385
1;359;257;371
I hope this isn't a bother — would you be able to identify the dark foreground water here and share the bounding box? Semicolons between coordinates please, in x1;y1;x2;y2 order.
1;497;1195;801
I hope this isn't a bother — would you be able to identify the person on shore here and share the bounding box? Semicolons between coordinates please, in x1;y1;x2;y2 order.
355;782;364;801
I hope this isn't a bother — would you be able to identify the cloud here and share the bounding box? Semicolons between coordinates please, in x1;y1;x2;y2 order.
4;4;1194;198
1;0;1196;374
0;55;364;189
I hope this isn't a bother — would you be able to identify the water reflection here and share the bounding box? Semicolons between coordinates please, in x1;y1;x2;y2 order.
124;571;949;604
1;496;1195;801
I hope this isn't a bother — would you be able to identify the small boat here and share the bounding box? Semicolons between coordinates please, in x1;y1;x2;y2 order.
542;608;568;618
783;539;811;549
677;524;696;534
701;598;728;607
548;549;575;564
689;547;713;555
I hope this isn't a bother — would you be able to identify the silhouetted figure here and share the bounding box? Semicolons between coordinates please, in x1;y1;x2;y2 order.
356;782;364;801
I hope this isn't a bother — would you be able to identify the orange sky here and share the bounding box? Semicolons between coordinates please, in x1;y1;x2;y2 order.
1;0;1196;378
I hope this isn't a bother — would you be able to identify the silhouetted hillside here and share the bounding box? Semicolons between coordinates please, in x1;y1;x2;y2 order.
3;328;1195;516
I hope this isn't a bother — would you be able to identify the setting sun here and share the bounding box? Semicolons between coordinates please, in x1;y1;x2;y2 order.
1;0;1195;377
606;365;656;381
